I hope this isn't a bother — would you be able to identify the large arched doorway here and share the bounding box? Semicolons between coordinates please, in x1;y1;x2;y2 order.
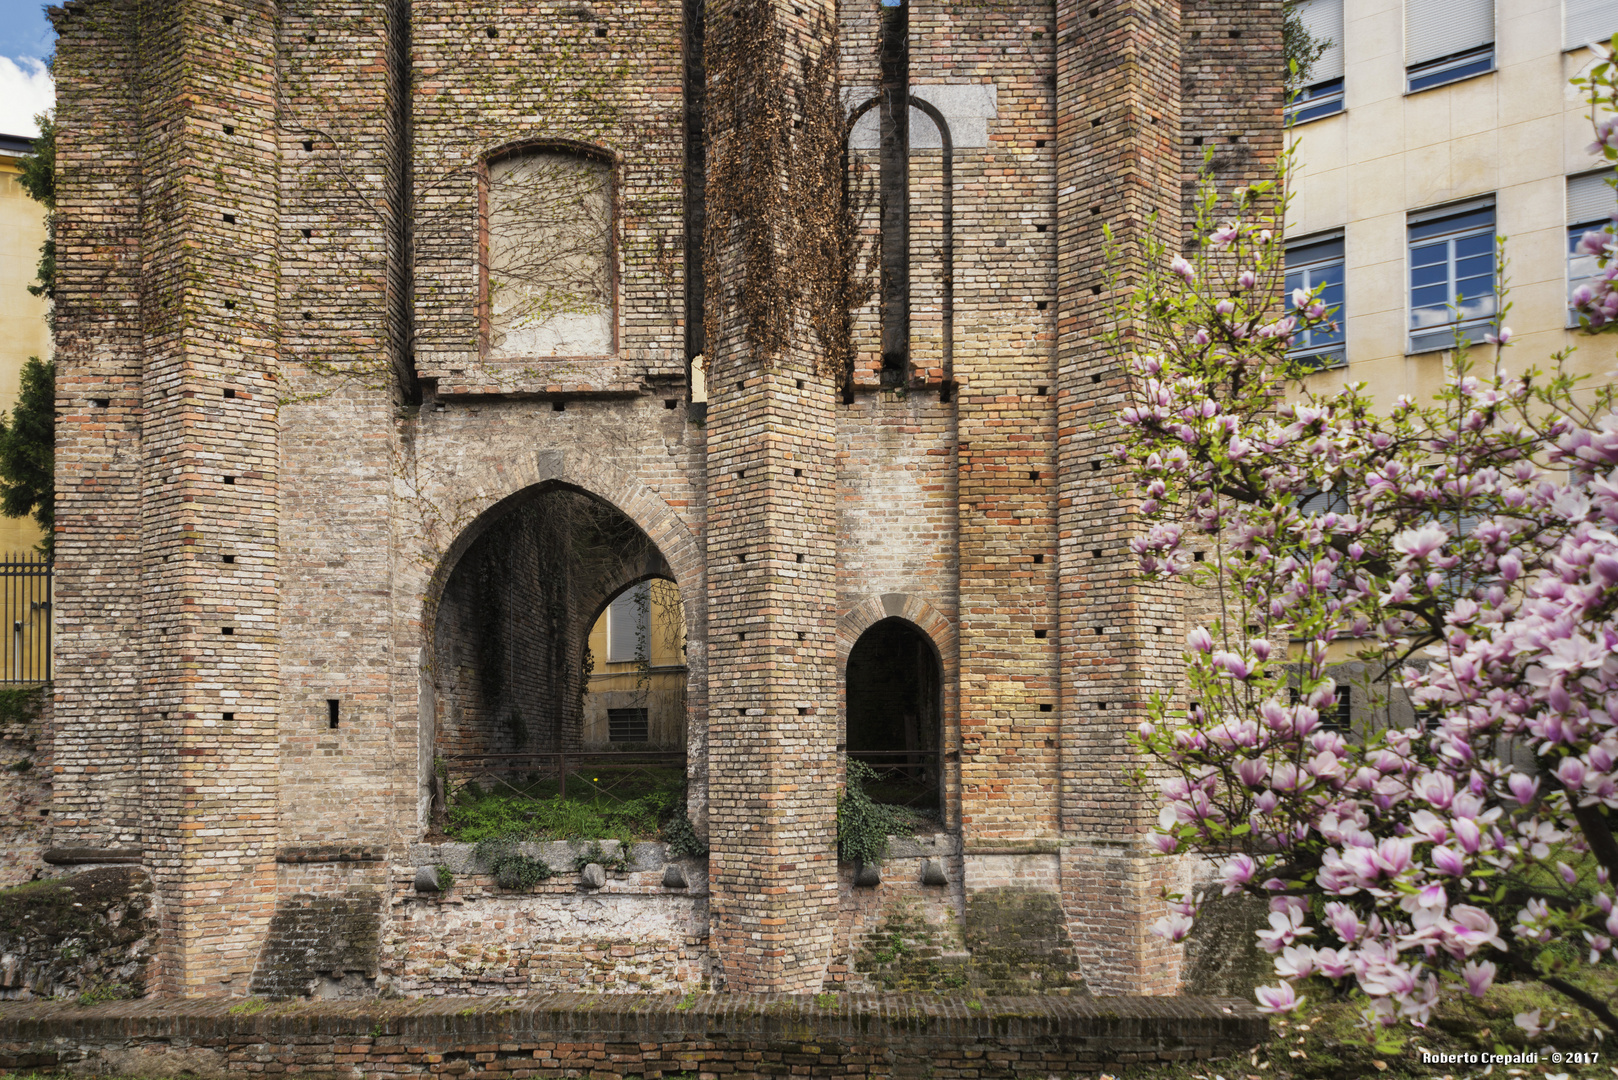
430;485;687;832
845;617;942;818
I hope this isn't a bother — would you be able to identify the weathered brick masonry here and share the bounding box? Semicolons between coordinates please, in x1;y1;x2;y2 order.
47;0;1282;999
0;993;1264;1078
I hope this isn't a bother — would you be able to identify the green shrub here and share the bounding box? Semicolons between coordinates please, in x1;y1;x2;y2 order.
471;836;555;890
837;760;913;866
662;806;708;858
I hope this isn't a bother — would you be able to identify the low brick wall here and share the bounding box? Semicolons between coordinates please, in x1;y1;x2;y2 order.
0;993;1264;1078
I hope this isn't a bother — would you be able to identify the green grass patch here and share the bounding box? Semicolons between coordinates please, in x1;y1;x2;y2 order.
446;766;688;846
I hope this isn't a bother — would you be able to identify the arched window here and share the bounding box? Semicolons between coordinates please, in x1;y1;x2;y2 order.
846;617;942;816
484;147;614;358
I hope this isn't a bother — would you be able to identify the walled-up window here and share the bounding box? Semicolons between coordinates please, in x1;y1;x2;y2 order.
485;149;614;358
846;617;941;817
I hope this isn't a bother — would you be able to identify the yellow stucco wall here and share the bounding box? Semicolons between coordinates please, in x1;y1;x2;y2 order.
0;149;49;555
581;578;687;750
1289;0;1618;406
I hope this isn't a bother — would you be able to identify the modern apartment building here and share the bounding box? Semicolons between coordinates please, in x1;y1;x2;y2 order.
1288;0;1618;400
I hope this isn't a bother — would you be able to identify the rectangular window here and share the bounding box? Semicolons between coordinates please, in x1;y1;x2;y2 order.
607;707;649;743
1285;233;1346;369
1408;198;1497;353
1290;0;1344;123
607;582;650;663
1406;0;1494;92
1322;685;1352;731
1568;170;1614;323
1566;0;1618;51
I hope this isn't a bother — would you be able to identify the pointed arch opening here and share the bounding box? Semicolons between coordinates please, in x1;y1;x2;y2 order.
429;483;688;836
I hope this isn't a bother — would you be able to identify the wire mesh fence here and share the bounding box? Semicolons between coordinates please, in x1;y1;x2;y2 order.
0;554;50;684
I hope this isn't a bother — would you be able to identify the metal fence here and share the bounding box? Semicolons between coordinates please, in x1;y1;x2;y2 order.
0;554;50;684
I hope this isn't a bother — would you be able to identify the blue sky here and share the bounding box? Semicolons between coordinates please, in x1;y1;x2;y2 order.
0;0;52;136
0;0;52;62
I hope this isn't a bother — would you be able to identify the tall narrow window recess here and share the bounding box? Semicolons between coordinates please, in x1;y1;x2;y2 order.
878;0;910;386
1289;0;1343;123
1566;0;1618;51
1408;197;1497;353
1406;0;1493;92
1567;171;1616;324
845;617;942;819
485;148;614;358
1284;231;1345;369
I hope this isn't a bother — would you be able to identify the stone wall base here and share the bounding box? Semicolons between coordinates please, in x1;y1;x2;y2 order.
0;993;1264;1079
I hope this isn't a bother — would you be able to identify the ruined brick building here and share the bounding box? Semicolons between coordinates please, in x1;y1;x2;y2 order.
43;0;1281;998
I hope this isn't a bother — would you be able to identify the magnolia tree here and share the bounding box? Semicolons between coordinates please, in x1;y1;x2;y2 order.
1123;53;1618;1038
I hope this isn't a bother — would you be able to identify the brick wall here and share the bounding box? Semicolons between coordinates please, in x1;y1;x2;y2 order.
46;0;1288;998
0;993;1264;1078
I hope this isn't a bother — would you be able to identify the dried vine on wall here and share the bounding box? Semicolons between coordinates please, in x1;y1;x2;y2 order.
703;0;875;382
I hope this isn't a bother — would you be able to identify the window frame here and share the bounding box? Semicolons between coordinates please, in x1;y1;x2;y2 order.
1405;44;1495;93
607;707;650;743
1285;232;1347;370
1288;77;1345;125
477;138;621;360
1406;199;1498;354
606;581;650;664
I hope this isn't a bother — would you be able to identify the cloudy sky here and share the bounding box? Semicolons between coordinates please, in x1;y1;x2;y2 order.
0;0;54;138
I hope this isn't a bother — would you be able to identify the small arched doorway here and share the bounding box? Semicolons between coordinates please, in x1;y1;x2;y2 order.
845;617;942;818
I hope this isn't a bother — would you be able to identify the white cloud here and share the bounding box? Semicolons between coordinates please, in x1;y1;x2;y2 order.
0;57;53;138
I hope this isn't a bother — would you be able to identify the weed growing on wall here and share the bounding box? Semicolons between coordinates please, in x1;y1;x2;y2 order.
470;835;556;890
836;760;913;866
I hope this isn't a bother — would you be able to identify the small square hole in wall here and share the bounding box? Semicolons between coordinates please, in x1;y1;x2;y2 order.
798;706;808;715
302;312;313;321
1193;135;1204;146
302;228;312;238
1034;628;1048;639
222;213;235;224
1092;373;1102;383
1032;553;1044;564
305;33;315;43
222;627;234;635
486;26;498;37
1090;205;1101;216
224;299;235;309
1091;548;1101;558
797;631;806;640
736;469;746;479
328;699;340;729
302;139;313;151
92;398;110;408
793;468;803;477
1227;134;1240;144
552;400;566;412
1040;703;1053;712
223;712;234;721
737;553;746;562
1036;300;1048;310
665;399;677;409
1093;626;1104;635
1098;702;1108;711
1035;139;1047;148
1028;470;1040;480
1088;7;1099;16
795;379;804;389
1194;550;1205;562
735;381;744;391
223;14;235;25
1036;385;1047;395
1090;460;1101;471
1091;117;1102;127
595;26;608;36
222;476;235;485
1035;223;1047;232
795;553;804;563
222;554;235;563
1091;285;1102;295
739;632;747;640
1229;29;1241;37
223;124;235;135
224;388;236;398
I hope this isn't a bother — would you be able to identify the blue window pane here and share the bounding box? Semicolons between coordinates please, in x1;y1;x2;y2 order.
1454;232;1494;258
1410;263;1448;289
1411;209;1494;241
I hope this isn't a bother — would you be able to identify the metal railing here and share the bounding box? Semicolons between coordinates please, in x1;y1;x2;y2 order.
0;554;50;684
438;749;687;809
846;748;943;812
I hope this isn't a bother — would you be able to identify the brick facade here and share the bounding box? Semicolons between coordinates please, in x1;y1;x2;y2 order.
48;0;1282;998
